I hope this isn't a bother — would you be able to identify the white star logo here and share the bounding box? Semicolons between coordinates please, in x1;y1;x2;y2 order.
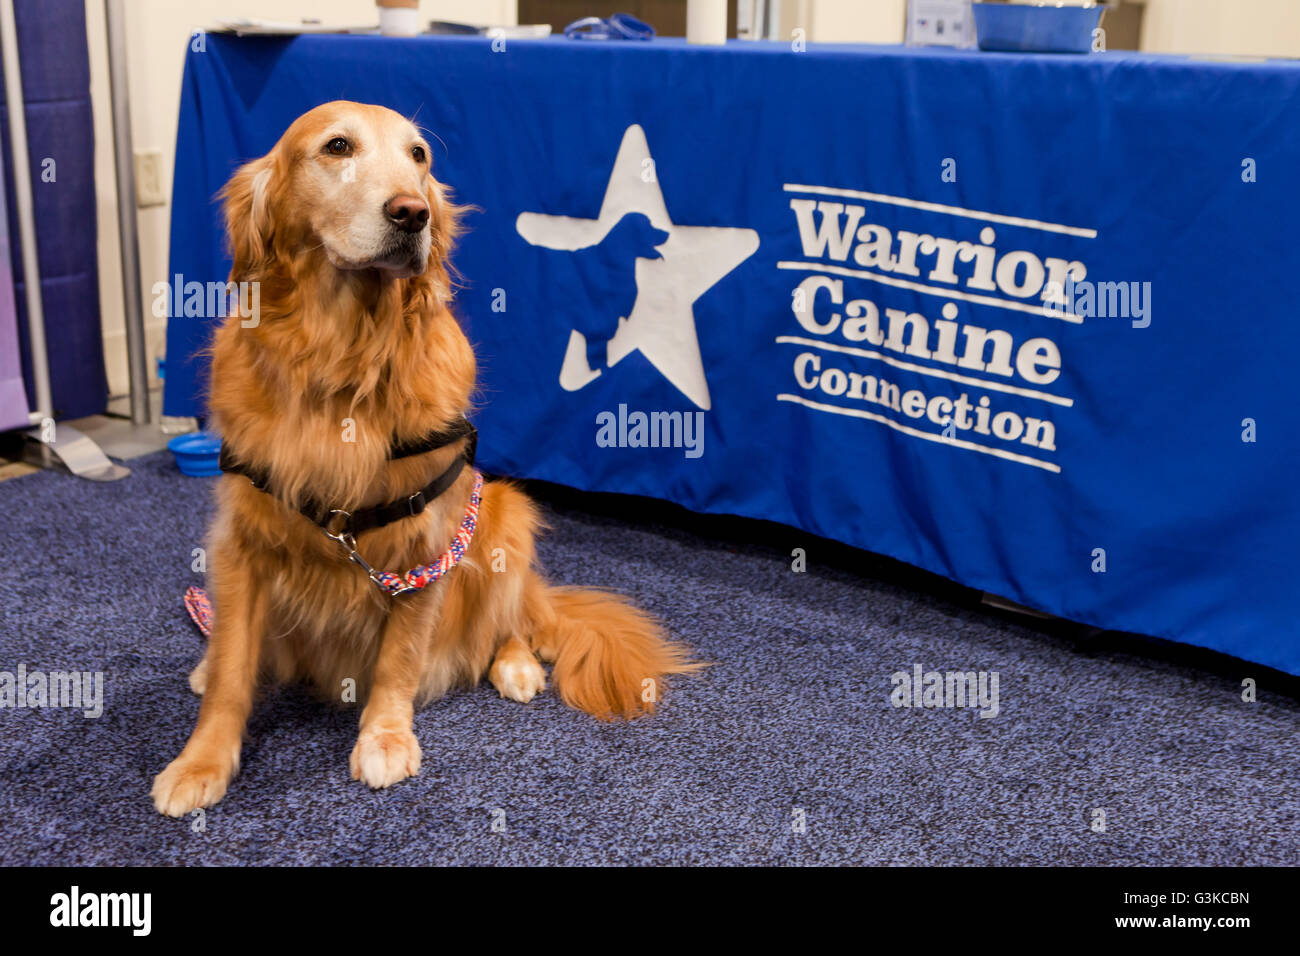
516;124;759;410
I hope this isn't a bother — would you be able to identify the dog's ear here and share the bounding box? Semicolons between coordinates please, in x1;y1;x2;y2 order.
425;175;464;264
423;174;467;301
221;153;276;278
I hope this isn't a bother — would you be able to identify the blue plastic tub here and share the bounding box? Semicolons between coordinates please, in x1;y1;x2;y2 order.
167;431;222;477
972;2;1103;54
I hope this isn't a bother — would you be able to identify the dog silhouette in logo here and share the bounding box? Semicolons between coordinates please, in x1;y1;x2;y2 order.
549;212;670;372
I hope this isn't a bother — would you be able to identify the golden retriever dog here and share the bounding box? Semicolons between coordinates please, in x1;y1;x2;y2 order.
152;101;696;817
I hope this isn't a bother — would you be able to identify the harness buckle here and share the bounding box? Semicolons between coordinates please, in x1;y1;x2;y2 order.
406;489;427;516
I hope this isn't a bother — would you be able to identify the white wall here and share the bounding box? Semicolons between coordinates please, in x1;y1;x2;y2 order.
1141;0;1300;59
88;0;518;398
806;0;906;44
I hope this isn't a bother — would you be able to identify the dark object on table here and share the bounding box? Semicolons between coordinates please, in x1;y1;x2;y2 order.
972;2;1104;54
427;20;552;37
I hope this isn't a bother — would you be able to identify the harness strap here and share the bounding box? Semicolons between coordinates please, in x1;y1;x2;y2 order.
389;415;477;460
218;416;478;537
328;448;469;537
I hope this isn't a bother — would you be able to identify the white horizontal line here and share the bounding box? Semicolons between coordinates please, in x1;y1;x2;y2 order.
783;183;1098;239
777;260;1084;324
775;336;1074;408
776;393;1062;474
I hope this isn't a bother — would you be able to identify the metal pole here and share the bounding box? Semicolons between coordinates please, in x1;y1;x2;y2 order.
0;0;51;419
104;0;150;424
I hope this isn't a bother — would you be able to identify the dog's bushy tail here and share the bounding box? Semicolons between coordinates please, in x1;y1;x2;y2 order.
534;585;702;719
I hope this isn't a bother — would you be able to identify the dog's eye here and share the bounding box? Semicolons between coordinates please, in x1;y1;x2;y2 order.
412;145;427;164
324;137;351;156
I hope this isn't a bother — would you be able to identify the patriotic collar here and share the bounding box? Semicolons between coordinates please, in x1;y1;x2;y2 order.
327;470;484;596
183;469;484;635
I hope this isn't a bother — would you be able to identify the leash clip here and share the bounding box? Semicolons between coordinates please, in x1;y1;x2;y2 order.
323;510;419;597
323;509;357;548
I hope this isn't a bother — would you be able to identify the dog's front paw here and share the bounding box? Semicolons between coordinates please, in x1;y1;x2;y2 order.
350;727;421;789
152;750;237;817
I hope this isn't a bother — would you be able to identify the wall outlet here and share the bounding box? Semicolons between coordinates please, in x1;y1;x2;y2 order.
134;148;166;207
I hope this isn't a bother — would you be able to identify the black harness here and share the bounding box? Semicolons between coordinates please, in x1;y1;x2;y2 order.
218;415;478;539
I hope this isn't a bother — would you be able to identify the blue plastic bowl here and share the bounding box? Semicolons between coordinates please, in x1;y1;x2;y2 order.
972;2;1102;54
167;431;222;477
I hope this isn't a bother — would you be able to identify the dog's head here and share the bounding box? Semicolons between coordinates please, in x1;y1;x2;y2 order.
222;101;460;284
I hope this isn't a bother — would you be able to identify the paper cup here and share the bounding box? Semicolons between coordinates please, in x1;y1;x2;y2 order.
687;0;727;45
377;0;420;37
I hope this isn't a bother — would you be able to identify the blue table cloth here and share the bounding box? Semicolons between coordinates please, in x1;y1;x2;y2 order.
165;35;1300;675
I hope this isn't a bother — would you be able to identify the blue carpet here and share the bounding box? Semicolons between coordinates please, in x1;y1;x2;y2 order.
1;450;1297;865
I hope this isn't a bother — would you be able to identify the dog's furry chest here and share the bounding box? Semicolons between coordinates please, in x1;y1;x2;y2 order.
262;554;388;692
214;465;466;698
255;528;452;699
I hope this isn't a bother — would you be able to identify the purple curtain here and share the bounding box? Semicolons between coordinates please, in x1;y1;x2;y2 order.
0;152;26;430
0;0;106;421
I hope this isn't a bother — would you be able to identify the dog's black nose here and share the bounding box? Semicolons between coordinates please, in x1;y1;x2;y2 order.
384;194;429;233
